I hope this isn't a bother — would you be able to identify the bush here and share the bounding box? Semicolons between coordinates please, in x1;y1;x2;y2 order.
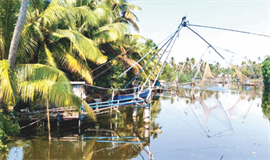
0;112;19;150
262;58;270;89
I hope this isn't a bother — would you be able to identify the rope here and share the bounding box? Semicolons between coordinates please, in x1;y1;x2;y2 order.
151;24;182;90
138;17;186;95
92;21;181;75
183;22;225;60
189;24;270;38
93;65;114;79
119;28;180;79
123;29;180;89
214;46;237;55
84;83;137;91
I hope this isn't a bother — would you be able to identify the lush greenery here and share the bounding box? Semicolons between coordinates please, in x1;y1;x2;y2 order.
0;0;162;144
262;57;270;89
0;0;266;148
0;112;19;151
160;56;262;83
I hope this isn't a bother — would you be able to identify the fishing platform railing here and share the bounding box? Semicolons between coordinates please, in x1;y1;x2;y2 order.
88;97;144;109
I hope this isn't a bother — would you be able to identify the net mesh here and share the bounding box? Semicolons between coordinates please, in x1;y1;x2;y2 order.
192;95;234;138
195;62;215;87
226;94;253;119
231;64;250;84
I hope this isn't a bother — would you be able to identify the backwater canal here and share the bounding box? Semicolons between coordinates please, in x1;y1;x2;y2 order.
2;84;270;160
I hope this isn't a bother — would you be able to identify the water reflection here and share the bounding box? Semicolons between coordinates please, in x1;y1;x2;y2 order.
262;90;270;120
2;85;269;159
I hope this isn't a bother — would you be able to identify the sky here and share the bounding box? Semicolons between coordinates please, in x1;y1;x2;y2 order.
130;0;270;67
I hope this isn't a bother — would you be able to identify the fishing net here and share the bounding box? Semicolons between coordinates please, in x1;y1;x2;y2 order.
191;95;234;138
231;64;250;84
226;94;253;120
195;62;215;87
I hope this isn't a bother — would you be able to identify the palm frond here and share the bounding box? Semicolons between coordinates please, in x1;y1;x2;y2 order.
82;100;96;121
44;44;58;68
49;44;94;84
54;29;108;64
93;3;113;22
94;22;129;44
120;2;142;11
16;35;38;63
72;6;100;27
124;11;139;31
0;60;15;105
38;5;75;27
16;64;72;91
63;54;94;84
16;63;96;119
49;0;76;8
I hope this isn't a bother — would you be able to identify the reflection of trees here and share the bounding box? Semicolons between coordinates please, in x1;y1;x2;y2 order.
86;103;162;159
4;138;96;160
4;101;162;159
262;91;270;120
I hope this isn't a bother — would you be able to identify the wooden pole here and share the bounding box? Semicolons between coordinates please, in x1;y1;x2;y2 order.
46;96;51;141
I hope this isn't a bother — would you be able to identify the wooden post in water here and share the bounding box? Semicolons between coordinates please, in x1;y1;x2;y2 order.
133;105;138;117
143;122;150;143
191;80;195;101
48;140;51;159
78;92;82;135
42;120;45;133
46;96;51;141
143;105;150;123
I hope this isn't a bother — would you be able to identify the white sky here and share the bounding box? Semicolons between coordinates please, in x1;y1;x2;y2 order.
131;0;270;66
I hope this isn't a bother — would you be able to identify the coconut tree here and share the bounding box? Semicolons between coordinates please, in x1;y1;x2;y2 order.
17;0;109;84
0;60;96;140
18;0;137;85
0;0;21;60
8;0;29;71
103;0;141;32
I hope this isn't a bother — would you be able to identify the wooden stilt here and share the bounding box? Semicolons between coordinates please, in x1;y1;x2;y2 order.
46;97;51;141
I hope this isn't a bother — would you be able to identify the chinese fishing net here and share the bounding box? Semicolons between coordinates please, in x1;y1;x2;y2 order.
195;62;215;87
190;94;234;138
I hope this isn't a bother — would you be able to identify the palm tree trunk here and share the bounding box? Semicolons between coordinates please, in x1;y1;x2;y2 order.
46;97;51;141
8;0;28;71
0;34;5;60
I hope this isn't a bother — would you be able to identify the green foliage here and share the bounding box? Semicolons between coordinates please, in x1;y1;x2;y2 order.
0;60;16;106
0;0;21;59
0;112;19;150
179;74;189;83
160;64;174;80
262;58;270;89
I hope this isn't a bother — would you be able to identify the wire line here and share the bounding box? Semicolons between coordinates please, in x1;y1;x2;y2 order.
189;24;270;38
184;24;225;60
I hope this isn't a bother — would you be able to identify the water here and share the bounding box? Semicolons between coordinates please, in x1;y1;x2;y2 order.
2;85;270;160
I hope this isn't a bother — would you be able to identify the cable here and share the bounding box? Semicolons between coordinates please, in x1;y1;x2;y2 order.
119;28;180;79
123;28;180;88
189;24;270;38
183;24;225;60
91;21;182;74
84;83;136;91
214;46;237;55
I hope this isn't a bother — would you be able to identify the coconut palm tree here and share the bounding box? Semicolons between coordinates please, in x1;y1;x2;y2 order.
0;0;21;60
17;0;137;85
17;0;110;84
8;0;29;71
0;60;96;140
103;0;141;32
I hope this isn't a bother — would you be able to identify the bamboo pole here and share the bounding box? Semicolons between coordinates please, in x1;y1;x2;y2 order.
46;96;51;141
